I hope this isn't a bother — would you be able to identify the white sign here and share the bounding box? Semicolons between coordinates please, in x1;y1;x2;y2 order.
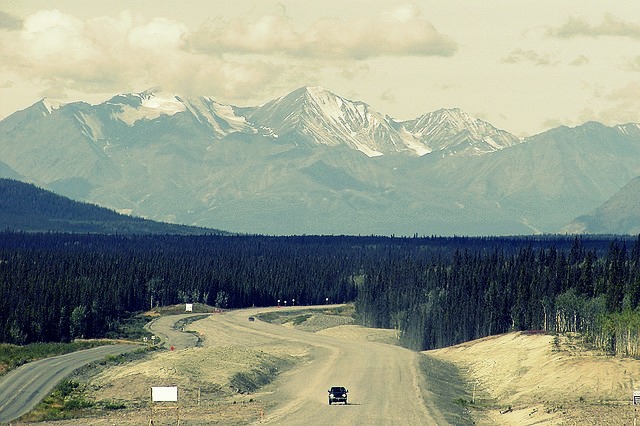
152;386;178;402
634;390;640;405
185;303;193;312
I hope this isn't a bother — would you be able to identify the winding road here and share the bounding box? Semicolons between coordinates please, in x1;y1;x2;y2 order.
0;344;140;423
145;313;204;350
202;307;448;425
0;308;450;424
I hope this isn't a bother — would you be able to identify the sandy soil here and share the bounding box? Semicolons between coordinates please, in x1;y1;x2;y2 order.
17;308;640;425
427;332;640;425
37;307;406;425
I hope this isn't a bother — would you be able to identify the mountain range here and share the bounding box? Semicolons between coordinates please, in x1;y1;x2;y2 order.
0;86;639;236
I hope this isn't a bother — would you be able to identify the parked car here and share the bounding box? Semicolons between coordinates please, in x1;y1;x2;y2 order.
248;316;255;322
328;386;348;405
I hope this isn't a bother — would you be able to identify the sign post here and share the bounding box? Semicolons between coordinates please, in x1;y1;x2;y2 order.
150;386;179;425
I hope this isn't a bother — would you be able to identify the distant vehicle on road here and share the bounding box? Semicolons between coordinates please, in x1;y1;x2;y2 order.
328;386;348;405
248;316;255;321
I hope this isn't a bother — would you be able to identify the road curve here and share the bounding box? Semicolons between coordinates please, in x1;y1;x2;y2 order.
145;313;207;350
0;344;140;423
203;306;449;425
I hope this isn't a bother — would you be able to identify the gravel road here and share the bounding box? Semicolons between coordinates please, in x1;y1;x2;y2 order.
0;344;140;423
216;307;448;425
145;313;207;350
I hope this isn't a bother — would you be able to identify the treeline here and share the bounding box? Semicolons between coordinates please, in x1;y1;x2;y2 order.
356;236;640;356
0;232;364;343
1;231;639;357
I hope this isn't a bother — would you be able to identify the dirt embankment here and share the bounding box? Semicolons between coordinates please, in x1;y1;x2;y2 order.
427;332;640;425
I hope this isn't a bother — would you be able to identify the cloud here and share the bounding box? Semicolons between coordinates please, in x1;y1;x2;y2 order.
0;11;22;30
379;89;396;103
186;4;457;59
569;55;589;66
0;9;309;105
548;14;640;39
624;56;640;72
501;49;559;66
579;82;640;125
0;5;457;108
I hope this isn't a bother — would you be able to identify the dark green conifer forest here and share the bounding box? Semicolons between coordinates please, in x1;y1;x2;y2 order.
1;232;639;356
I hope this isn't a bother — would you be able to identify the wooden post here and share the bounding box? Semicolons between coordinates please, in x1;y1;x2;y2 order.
149;387;154;425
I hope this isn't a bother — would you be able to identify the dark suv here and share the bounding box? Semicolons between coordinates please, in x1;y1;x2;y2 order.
328;386;348;405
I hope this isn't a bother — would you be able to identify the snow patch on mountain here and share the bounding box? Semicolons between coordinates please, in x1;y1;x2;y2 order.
111;90;186;126
182;96;252;138
74;111;104;141
40;98;62;116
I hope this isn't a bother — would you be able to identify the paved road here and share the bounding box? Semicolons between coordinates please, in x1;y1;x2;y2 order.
205;307;448;425
0;344;140;423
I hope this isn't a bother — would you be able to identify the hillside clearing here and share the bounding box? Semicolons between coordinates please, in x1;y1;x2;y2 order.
427;332;640;425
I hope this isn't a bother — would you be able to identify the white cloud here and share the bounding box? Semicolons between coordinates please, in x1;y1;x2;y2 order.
186;4;457;59
127;17;187;50
0;9;297;104
0;5;456;109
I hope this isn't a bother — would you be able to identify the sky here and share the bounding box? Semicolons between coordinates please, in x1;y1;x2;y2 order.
1;1;640;136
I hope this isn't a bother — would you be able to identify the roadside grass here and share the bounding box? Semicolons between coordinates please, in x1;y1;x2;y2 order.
19;379;94;421
19;345;157;422
22;377;129;422
0;309;159;377
0;341;113;376
229;352;295;394
418;354;480;425
105;313;154;341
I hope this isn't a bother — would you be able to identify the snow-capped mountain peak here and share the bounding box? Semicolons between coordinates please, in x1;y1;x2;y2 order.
246;86;429;157
4;86;640;236
403;108;521;155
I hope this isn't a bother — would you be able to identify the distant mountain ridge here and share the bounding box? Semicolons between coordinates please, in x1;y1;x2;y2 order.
563;176;640;234
0;178;224;235
0;86;639;236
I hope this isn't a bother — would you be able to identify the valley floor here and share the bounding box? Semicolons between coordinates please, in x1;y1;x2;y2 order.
12;310;640;425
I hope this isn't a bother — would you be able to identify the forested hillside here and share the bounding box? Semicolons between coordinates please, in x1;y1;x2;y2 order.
356;236;640;357
0;178;223;235
1;232;639;358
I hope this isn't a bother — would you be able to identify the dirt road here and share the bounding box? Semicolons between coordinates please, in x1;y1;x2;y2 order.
146;313;206;350
205;307;447;425
29;306;452;425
